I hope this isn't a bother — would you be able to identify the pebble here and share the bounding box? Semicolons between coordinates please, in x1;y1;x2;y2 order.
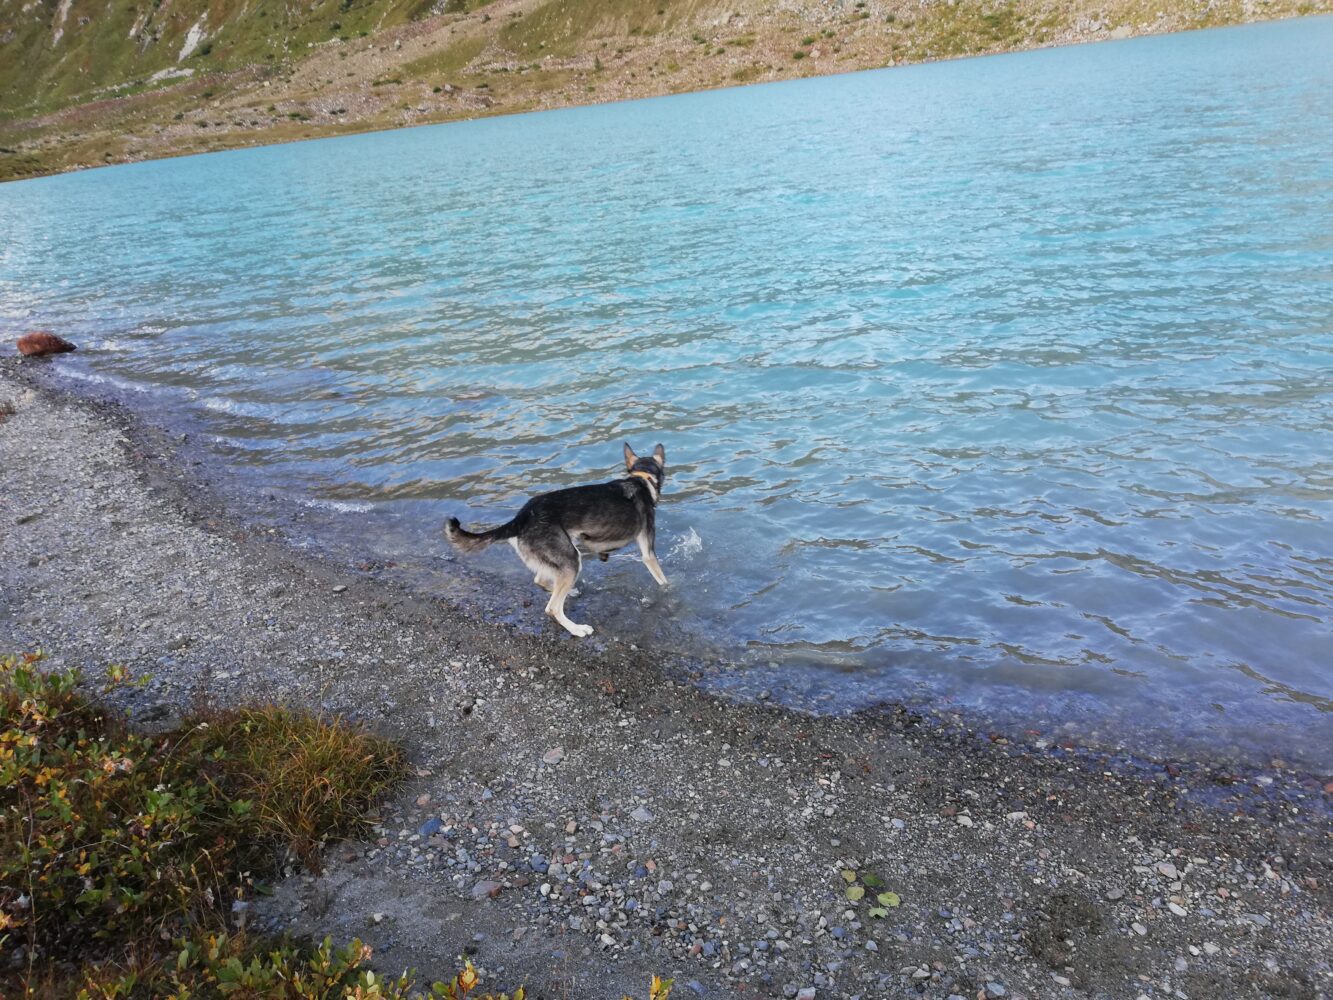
631;806;654;823
984;983;1007;999
418;817;443;837
543;747;565;765
1131;922;1148;936
1157;861;1179;880
1106;887;1124;901
471;880;502;899
1167;902;1187;916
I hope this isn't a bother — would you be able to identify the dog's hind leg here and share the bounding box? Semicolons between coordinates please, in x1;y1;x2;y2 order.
546;571;593;638
526;530;593;637
637;534;668;587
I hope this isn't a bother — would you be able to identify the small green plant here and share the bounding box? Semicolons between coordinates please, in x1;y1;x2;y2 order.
840;868;901;918
792;50;806;59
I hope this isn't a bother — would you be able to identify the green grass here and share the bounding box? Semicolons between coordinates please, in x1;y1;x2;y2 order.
912;1;1029;57
400;35;488;78
498;0;677;57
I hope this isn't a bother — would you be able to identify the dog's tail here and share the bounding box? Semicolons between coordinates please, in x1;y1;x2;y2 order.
444;515;520;554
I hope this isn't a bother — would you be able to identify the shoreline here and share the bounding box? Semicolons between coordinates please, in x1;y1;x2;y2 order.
2;359;1331;997
21;353;1333;774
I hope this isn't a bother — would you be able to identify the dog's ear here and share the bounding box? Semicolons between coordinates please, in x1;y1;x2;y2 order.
623;442;638;470
652;443;666;468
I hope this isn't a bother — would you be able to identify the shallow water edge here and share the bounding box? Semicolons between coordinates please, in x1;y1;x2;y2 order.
8;358;1330;784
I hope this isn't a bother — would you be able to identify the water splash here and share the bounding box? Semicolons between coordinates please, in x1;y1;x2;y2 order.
669;527;704;561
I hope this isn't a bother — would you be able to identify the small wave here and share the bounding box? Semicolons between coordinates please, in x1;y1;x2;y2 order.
297;497;375;514
58;368;147;392
669;526;703;560
90;338;135;352
200;396;243;414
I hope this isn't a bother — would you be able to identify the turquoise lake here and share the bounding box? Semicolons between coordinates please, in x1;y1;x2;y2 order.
2;17;1331;766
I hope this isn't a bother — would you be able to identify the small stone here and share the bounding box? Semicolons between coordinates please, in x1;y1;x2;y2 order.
1203;942;1221;955
864;940;877;952
17;332;77;357
1131;922;1148;936
631;806;654;823
332;584;348;594
543;747;565;765
1106;887;1125;901
984;983;1006;999
418;817;443;837
1157;861;1179;880
471;880;503;899
1052;975;1071;987
957;815;974;828
1168;902;1187;917
795;989;817;1000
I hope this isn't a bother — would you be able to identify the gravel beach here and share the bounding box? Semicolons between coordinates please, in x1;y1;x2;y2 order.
1;359;1330;999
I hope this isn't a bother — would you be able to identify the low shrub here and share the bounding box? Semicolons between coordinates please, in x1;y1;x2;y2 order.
0;652;403;991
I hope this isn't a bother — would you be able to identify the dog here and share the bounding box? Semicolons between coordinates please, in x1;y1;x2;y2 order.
444;443;668;637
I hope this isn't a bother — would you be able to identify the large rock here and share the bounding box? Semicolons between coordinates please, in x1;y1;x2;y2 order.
17;332;77;357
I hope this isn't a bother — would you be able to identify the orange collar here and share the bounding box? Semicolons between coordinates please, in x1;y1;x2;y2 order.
628;469;659;500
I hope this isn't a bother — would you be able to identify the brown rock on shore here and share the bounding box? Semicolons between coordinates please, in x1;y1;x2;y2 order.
17;332;77;357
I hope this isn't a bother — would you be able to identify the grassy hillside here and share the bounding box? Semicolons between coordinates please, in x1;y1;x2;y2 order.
1;0;1328;180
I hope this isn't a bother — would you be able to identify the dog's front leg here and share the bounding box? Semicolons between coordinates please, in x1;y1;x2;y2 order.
637;535;668;587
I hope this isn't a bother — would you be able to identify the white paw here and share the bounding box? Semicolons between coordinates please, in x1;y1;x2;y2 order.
569;587;582;598
565;622;594;638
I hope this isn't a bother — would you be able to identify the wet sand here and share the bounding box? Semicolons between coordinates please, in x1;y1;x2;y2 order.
1;358;1330;999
